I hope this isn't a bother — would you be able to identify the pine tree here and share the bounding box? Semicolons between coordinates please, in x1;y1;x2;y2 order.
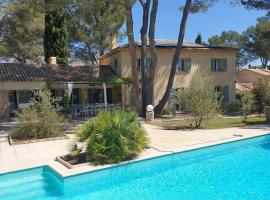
195;33;202;44
44;6;68;64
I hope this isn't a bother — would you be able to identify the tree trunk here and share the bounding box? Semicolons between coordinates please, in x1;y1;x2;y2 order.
260;57;269;68
140;0;151;117
147;0;158;108
124;0;142;114
155;0;192;114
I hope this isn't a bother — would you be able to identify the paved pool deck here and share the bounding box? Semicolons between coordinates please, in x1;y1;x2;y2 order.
1;123;270;176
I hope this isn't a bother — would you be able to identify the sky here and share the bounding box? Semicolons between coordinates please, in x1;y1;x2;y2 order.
122;0;267;44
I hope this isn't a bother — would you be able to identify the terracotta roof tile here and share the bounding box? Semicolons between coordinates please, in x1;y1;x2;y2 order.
0;63;116;82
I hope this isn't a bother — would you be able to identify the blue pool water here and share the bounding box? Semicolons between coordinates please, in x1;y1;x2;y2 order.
1;135;270;200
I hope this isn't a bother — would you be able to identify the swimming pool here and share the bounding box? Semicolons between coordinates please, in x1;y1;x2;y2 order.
1;134;270;200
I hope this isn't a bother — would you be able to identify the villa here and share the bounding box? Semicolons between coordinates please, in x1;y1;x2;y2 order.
100;40;237;108
0;40;237;121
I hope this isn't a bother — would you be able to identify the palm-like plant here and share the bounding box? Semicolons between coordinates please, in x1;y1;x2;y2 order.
77;110;148;164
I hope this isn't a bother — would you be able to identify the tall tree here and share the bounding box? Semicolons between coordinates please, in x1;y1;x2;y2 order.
44;0;68;64
0;0;44;63
68;0;126;64
243;17;270;68
147;0;158;111
208;30;256;67
155;0;215;114
195;33;202;44
139;0;151;116
240;0;270;10
124;0;142;114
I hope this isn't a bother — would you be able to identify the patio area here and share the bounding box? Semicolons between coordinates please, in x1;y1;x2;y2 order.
0;122;270;176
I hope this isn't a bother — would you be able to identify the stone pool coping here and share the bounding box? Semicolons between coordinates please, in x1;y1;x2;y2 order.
50;127;270;177
1;124;270;177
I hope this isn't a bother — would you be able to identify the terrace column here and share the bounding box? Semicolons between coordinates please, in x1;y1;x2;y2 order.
0;91;9;121
103;83;107;107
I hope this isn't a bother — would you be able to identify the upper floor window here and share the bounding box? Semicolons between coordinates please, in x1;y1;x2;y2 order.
211;58;227;72
137;58;151;71
176;58;191;72
110;58;118;69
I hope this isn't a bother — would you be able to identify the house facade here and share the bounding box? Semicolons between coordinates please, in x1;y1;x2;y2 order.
0;61;122;121
100;40;237;108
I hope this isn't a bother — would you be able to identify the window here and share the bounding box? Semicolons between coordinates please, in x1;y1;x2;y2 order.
18;91;33;104
176;58;191;72
211;58;227;72
137;58;151;71
137;59;141;71
110;58;118;69
215;85;229;103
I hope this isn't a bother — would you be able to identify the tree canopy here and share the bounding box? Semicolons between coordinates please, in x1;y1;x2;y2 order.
0;1;44;63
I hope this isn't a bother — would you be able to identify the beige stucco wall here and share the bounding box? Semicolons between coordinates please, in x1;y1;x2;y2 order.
100;48;237;106
236;70;270;85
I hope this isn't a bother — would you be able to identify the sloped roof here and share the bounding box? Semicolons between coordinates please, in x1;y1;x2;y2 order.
243;68;270;76
0;63;116;82
100;40;237;59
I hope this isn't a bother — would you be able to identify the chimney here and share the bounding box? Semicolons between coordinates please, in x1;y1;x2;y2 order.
49;57;57;65
111;33;118;50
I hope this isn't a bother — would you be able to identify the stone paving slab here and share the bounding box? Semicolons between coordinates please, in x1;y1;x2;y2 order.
0;123;270;176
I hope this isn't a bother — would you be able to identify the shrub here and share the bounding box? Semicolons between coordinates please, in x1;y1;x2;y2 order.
222;99;241;113
62;89;71;113
160;108;171;115
240;91;255;122
77;110;148;164
11;90;65;140
179;71;220;128
252;78;270;112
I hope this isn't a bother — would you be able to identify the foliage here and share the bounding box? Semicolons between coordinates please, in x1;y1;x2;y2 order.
222;99;241;113
68;0;126;63
240;91;255;122
149;116;266;129
62;89;71;113
208;30;256;67
0;0;44;63
11;90;65;140
160;108;171;115
178;71;220;128
76;110;148;164
89;77;132;86
243;17;270;68
251;78;270;112
44;1;68;64
195;33;202;44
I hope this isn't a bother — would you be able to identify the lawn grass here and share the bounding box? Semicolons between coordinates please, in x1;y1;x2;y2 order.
149;116;268;130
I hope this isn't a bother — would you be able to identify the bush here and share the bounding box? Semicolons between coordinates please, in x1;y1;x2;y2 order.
252;78;270;112
240;91;255;122
11;90;65;140
179;71;220;128
160;108;171;115
222;100;241;113
77;110;148;164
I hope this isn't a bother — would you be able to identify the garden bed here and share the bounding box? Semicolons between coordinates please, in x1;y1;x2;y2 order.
56;153;88;169
8;134;69;145
149;115;268;130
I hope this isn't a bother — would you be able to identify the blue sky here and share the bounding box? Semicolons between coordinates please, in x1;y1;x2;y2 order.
123;0;267;43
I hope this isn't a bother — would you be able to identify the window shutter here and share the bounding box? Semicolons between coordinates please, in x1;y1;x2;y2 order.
187;59;192;72
211;59;215;71
223;59;227;72
146;58;151;70
223;85;229;103
176;59;181;72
